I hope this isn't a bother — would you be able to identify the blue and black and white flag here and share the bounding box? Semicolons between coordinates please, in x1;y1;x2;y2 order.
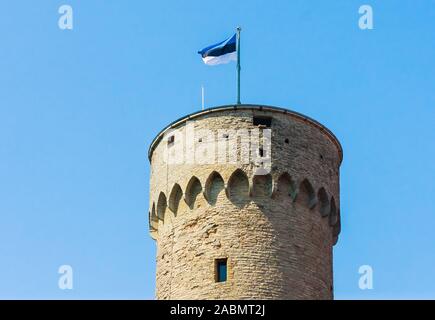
198;34;237;65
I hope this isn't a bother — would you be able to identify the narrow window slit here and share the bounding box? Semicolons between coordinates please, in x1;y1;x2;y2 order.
215;258;227;282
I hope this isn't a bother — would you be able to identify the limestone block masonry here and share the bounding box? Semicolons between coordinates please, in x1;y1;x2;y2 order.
147;105;343;300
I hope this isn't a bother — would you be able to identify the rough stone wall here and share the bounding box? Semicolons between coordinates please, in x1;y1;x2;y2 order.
148;106;342;300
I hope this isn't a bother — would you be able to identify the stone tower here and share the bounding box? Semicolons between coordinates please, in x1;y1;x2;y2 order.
147;105;342;300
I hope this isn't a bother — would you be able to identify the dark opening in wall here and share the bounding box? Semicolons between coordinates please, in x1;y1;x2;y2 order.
253;116;272;127
215;258;227;282
259;147;264;157
167;135;175;146
285;138;289;144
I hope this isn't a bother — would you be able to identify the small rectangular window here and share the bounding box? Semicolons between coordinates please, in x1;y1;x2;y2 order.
253;116;272;127
259;147;264;157
167;135;175;145
215;258;227;282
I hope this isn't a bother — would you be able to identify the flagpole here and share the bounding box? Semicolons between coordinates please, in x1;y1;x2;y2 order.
201;85;205;110
236;26;241;105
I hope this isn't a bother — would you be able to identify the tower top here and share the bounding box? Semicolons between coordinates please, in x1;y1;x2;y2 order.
147;104;343;163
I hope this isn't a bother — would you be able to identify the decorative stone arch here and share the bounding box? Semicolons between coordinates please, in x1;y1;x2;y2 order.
329;197;338;226
150;202;158;230
168;183;183;216
204;171;225;205
317;187;330;217
185;176;203;209
157;192;167;221
226;169;250;207
332;212;341;245
252;173;272;198
296;178;317;209
272;172;296;200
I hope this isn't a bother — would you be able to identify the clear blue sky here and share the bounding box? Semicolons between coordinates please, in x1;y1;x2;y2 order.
0;0;434;299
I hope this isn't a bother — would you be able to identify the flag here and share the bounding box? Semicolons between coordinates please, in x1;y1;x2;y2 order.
198;34;237;65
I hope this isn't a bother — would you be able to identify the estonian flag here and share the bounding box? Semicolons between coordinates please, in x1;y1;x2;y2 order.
198;34;237;66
